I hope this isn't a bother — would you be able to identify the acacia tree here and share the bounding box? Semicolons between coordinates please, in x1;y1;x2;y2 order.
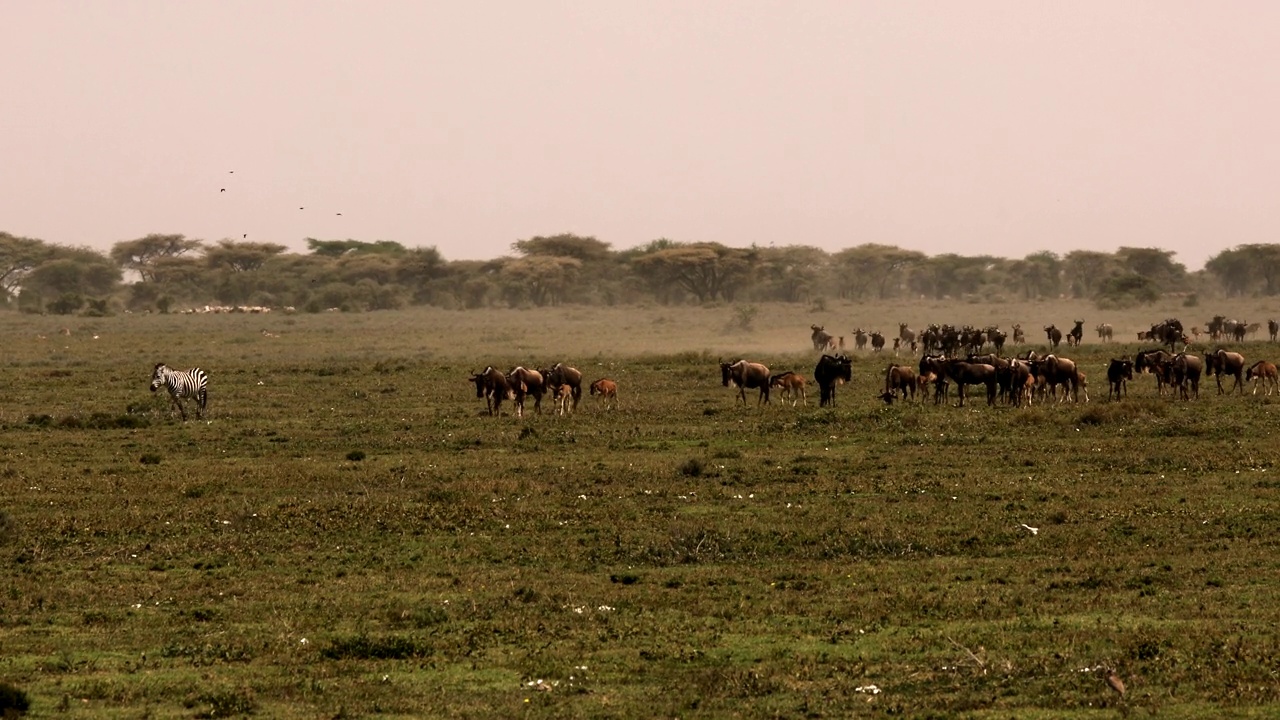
19;247;121;314
832;244;924;300
754;245;830;302
1062;250;1119;298
629;242;758;303
1206;244;1280;297
1115;247;1185;289
110;234;202;282
205;240;288;273
0;232;56;305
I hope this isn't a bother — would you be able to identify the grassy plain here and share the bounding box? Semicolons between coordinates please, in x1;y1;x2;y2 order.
2;298;1280;718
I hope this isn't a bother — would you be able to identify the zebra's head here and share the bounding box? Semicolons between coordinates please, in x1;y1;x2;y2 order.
150;363;170;392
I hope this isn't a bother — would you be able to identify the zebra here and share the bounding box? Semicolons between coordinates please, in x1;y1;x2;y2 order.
150;363;209;420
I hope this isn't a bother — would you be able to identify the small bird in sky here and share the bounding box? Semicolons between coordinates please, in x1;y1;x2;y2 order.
220;188;225;192
299;207;305;210
336;213;342;216
242;234;247;239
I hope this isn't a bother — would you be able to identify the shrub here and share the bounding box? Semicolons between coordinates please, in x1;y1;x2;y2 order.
346;450;366;462
678;458;704;477
322;634;431;660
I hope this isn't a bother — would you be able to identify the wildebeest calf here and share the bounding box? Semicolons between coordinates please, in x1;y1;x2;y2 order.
589;378;619;409
1106;359;1133;401
769;371;808;406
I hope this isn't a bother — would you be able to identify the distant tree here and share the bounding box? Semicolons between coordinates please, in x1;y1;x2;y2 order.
1095;273;1160;308
1115;247;1185;288
110;234;202;282
1062;250;1120;298
0;232;55;304
1206;244;1280;297
205;240;288;272
754;245;830;302
1007;251;1062;300
20;248;121;313
907;254;1001;300
512;233;612;262
306;238;406;257
499;255;583;306
629;242;757;304
832;244;924;300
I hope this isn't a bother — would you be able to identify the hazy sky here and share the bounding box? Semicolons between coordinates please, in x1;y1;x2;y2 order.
5;2;1277;270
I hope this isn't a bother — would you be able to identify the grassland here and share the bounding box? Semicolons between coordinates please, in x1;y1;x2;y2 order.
2;299;1280;718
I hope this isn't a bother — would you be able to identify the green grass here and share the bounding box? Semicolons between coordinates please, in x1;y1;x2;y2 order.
2;302;1280;717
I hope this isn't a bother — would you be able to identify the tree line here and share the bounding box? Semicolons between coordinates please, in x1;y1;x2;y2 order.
1;230;1277;314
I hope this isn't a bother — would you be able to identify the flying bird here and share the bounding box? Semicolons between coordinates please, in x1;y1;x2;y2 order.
242;234;247;239
220;188;225;192
299;207;305;210
336;213;342;216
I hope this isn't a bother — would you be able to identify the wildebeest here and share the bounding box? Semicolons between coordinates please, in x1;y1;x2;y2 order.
1067;320;1084;347
1006;359;1034;407
918;353;950;404
769;371;808;406
852;328;868;351
540;363;583;412
814;354;852;407
1106;359;1133;401
469;366;513;416
1148;319;1185;351
1044;324;1063;349
1134;349;1175;396
898;323;918;347
1012;324;1026;345
1205;349;1246;395
552;383;574;416
880;364;917;404
589;378;619;409
1171;353;1202;400
870;331;886;353
1096;323;1114;342
810;325;836;352
1246;361;1279;396
944;359;997;407
506;366;547;417
720;359;771;405
1036;354;1082;403
1269;319;1279;343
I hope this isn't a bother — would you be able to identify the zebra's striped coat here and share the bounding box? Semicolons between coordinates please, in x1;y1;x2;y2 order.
151;363;208;420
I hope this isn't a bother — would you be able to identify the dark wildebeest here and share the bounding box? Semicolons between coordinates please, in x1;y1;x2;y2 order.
469;366;513;416
506;366;547;417
870;331;886;353
1135;349;1175;396
1107;359;1133;401
986;326;1008;354
1171;353;1202;400
898;323;918;347
1247;361;1279;396
814;354;852;407
1096;323;1114;342
1066;320;1084;347
919;353;950;405
1007;359;1034;407
769;371;808;406
1232;321;1248;343
1149;319;1184;351
1205;349;1246;395
853;329;869;351
944;359;998;407
810;325;836;352
540;363;583;412
720;359;771;405
1044;324;1063;349
1268;319;1278;343
1037;354;1082;403
589;378;619;409
880;364;917;404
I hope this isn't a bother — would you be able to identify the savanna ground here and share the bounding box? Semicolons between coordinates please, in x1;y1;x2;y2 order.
2;297;1280;719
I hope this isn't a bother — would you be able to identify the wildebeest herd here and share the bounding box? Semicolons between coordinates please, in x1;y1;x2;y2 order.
460;315;1279;418
467;363;620;417
723;316;1280;412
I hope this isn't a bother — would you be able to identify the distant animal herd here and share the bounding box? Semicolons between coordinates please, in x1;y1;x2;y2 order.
148;315;1280;422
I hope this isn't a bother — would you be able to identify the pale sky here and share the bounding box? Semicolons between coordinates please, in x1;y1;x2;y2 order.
4;2;1277;270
